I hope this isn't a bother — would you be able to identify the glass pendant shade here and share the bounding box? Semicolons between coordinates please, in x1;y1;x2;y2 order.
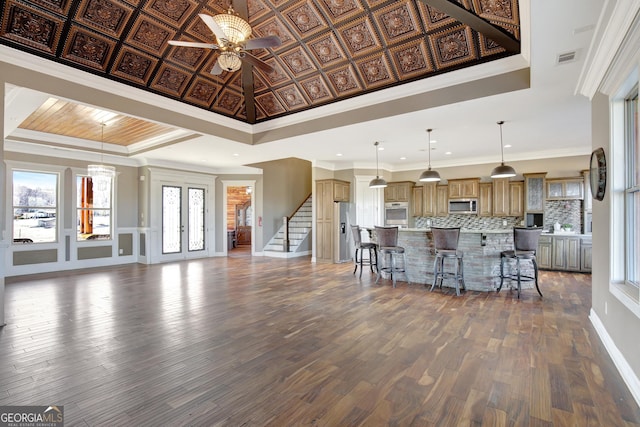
490;121;516;178
88;122;116;188
212;11;252;44
419;128;441;182
217;52;242;72
369;141;387;188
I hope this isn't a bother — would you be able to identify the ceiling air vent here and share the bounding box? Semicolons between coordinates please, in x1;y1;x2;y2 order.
557;51;577;64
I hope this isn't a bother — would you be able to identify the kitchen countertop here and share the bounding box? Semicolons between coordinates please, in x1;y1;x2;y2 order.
400;228;592;237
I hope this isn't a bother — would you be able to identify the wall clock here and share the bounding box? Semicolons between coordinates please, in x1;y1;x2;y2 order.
590;147;606;201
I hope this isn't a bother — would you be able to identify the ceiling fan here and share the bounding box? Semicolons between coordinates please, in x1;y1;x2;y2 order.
168;7;281;75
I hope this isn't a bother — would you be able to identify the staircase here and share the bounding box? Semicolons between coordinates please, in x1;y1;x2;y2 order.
263;196;312;258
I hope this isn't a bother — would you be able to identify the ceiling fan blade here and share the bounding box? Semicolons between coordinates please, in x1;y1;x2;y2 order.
244;35;282;50
168;40;219;49
199;13;228;42
210;60;223;75
240;52;274;74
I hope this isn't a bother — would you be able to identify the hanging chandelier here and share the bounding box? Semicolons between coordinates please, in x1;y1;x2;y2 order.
87;122;115;188
212;7;252;44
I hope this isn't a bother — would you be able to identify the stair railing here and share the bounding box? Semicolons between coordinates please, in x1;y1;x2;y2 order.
283;193;312;252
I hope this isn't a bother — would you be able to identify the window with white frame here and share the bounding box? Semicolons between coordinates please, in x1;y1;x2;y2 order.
12;170;58;243
76;175;112;241
625;87;639;287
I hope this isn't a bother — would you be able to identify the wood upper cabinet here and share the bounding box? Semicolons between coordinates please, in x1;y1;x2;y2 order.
411;186;423;217
423;182;437;216
436;185;448;216
333;180;350;202
479;182;492;217
546;178;584;200
509;181;524;217
448;178;479;199
384;181;413;202
492;178;509;216
524;173;546;212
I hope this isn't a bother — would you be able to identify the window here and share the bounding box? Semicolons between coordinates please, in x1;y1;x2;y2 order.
625;88;639;287
77;176;112;241
12;171;58;243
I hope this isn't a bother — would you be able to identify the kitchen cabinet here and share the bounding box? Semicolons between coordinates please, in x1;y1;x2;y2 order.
384;181;413;202
448;178;479;199
411;186;423;217
422;182;438;216
551;235;582;271
436;185;448;216
479;182;492;217
492;178;509;216
509;181;524;217
581;237;592;272
316;179;350;263
546;178;584;200
524;173;546;212
537;235;552;269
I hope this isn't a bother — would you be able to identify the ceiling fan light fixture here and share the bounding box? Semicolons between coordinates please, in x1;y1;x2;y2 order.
212;10;252;44
419;128;441;182
490;121;517;179
217;51;242;72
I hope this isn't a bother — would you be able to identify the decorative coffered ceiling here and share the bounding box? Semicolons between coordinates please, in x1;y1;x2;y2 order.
0;0;520;124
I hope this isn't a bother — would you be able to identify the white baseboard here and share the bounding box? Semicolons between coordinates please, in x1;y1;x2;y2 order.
590;308;640;408
263;250;311;259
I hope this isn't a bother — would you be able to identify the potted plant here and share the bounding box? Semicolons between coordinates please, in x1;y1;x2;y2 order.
562;223;573;232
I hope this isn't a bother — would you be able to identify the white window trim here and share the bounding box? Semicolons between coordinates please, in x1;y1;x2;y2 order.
71;167;116;246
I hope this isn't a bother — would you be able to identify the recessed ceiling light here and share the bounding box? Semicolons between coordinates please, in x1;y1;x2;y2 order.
430;139;437;144
445;151;452;155
400;156;406;160
504;144;512;148
378;146;384;151
336;153;343;156
233;153;239;156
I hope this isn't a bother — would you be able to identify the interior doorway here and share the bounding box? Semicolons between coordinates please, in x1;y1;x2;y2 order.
226;185;253;254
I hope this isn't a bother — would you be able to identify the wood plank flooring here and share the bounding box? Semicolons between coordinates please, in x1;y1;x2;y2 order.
1;252;639;426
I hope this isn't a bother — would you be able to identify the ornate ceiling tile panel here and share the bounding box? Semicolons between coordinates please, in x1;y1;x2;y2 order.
471;0;518;26
142;0;196;27
417;2;457;32
316;0;365;24
326;64;362;97
166;41;210;71
214;88;243;115
307;33;347;68
62;25;116;70
355;53;396;89
184;12;215;41
184;76;218;107
256;57;291;86
111;45;158;84
373;1;422;45
28;0;73;15
338;17;382;59
150;62;191;96
125;13;176;55
279;46;316;77
252;16;297;52
75;0;134;38
299;75;333;104
388;38;433;79
275;83;309;111
282;0;327;39
247;0;272;22
1;1;64;54
428;24;477;69
255;92;286;116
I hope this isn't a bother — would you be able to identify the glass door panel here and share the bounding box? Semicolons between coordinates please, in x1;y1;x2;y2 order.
188;187;205;251
162;185;182;254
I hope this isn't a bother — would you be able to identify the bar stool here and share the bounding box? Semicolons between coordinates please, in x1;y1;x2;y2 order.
351;225;378;277
431;227;465;296
498;227;543;298
374;226;407;288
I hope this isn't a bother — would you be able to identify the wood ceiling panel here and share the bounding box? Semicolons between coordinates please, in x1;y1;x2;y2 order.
1;0;521;125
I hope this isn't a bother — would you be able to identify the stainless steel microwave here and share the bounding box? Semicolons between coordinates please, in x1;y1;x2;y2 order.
448;199;478;214
385;202;409;226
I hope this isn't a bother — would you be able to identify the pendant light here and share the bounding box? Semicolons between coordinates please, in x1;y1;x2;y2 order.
369;141;387;188
87;122;116;190
419;128;441;182
490;120;516;178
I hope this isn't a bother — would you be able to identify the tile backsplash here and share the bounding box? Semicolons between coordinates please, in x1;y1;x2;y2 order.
415;215;522;230
544;199;583;232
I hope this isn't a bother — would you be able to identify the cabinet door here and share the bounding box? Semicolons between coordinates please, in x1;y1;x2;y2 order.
423;182;437;216
396;183;411;202
479;182;492;217
492;178;509;216
566;237;581;271
552;237;566;269
525;174;545;212
462;179;479;198
509;181;524;216
384;184;397;202
565;180;583;199
333;181;349;202
547;181;563;199
412;186;423;217
436;186;448;216
448;181;462;198
537;240;552;269
581;243;592;272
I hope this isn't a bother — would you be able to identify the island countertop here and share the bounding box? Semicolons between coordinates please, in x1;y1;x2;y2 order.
390;229;536;292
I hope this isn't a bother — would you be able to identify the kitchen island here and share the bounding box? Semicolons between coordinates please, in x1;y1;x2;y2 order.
395;228;533;292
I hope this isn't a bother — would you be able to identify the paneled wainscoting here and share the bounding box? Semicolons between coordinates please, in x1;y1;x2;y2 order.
2;256;639;426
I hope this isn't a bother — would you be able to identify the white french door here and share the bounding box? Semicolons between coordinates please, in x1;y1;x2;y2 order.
161;184;207;260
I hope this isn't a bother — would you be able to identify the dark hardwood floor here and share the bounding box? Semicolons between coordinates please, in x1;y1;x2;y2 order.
1;255;639;426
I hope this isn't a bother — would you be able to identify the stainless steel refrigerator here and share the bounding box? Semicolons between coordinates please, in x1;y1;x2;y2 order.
334;202;351;263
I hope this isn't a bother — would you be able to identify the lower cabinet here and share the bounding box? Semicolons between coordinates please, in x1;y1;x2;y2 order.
538;234;589;272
